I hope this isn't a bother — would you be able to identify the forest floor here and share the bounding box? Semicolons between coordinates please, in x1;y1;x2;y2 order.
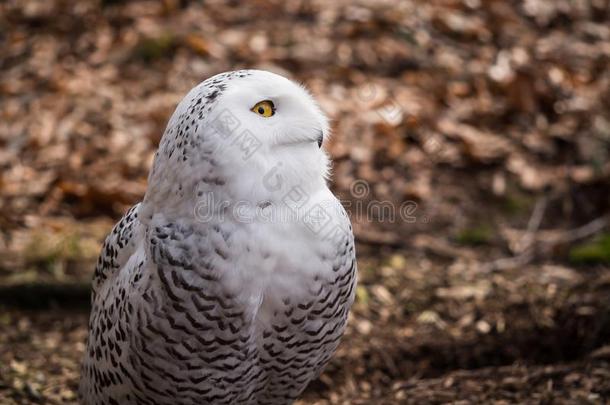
2;252;610;404
1;0;610;403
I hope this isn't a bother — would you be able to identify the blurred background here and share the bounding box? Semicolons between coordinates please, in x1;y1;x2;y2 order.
1;0;609;403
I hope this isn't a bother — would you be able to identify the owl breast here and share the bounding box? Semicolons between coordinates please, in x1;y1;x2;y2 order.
80;200;356;405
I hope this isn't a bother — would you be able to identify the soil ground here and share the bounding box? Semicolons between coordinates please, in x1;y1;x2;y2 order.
2;252;610;404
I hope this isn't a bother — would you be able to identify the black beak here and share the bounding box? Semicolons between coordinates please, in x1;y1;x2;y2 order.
317;131;323;148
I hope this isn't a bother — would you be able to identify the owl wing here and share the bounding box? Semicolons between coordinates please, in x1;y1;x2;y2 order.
91;203;142;297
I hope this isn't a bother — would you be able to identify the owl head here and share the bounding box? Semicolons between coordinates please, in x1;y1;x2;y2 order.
142;70;332;221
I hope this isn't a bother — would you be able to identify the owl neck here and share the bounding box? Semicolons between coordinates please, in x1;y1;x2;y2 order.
140;145;329;225
218;146;330;210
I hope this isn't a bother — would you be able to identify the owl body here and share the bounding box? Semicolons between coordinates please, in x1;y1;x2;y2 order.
80;70;357;405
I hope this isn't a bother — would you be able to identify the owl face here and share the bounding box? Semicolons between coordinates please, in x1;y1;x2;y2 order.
214;70;329;151
200;70;331;201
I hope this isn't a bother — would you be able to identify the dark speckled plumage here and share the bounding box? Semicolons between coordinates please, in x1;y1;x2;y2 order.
80;70;356;405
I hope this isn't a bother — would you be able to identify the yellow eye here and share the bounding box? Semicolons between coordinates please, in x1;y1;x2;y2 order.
251;100;275;117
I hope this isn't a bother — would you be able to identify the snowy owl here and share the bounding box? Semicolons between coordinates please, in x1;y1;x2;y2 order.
80;70;357;404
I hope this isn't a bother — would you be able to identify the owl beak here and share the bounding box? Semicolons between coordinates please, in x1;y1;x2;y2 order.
316;130;323;148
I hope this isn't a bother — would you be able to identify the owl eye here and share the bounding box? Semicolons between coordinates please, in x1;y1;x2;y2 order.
251;100;275;117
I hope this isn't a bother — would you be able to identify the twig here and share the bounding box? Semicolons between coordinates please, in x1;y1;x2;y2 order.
539;215;609;244
481;247;535;272
483;214;609;272
515;196;548;254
